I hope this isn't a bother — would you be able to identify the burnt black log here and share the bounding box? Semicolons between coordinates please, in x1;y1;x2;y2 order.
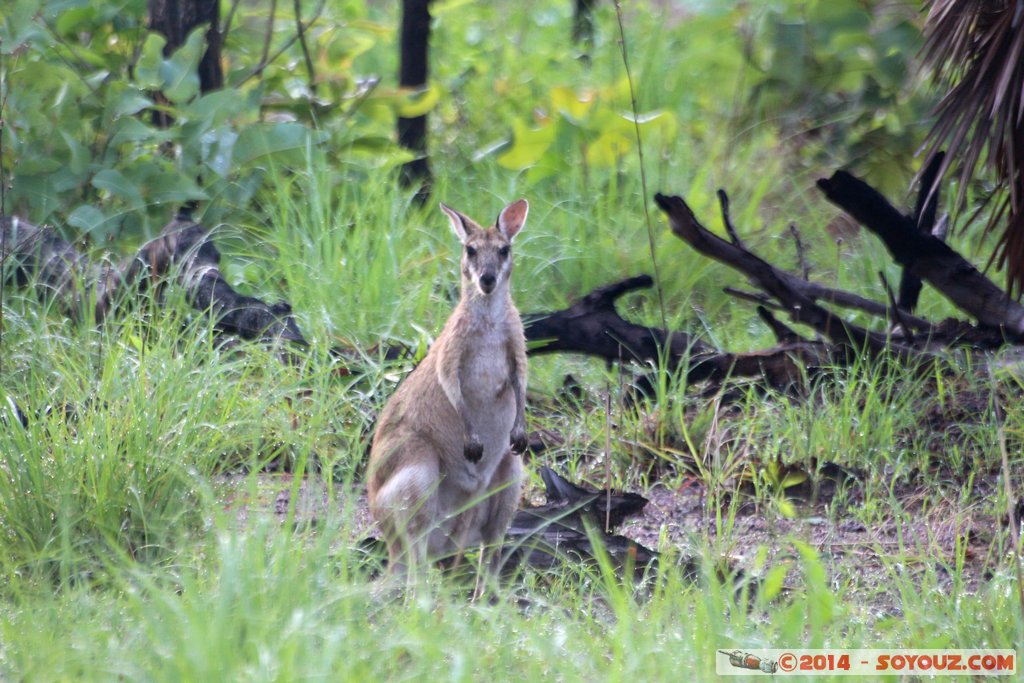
0;216;305;344
897;152;945;313
521;275;838;388
817;170;1024;338
572;0;598;62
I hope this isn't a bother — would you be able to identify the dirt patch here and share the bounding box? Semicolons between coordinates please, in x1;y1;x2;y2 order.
218;466;1005;614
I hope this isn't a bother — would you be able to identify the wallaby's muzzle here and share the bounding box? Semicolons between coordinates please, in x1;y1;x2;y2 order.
479;272;497;294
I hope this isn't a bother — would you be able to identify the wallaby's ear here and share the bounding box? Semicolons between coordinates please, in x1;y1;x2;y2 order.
440;203;472;243
497;199;528;240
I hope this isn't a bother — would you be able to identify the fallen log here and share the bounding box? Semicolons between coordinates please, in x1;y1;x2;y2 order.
817;171;1024;338
500;467;668;578
521;274;836;387
654;192;917;357
0;215;306;344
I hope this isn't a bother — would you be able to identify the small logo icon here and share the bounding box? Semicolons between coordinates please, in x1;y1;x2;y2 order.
720;650;778;674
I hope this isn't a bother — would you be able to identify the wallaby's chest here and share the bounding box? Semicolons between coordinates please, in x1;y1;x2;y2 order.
460;321;513;401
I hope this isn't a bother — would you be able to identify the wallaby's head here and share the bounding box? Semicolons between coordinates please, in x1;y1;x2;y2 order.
441;199;528;298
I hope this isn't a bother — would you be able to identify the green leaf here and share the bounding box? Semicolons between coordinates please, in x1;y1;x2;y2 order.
586;129;632;167
780;469;809;489
113;91;154;118
232;123;320;165
497;120;556;169
134;33;167;90
395;85;440;118
160;26;205;103
550;86;594;122
0;0;47;52
60;131;91;176
108;117;168;147
776;498;797;519
197;126;238;177
761;563;789;601
147;171;208;204
67;204;110;235
92;168;144;207
184;90;252;127
54;6;97;36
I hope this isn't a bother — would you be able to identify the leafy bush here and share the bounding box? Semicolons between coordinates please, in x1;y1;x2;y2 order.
741;0;933;193
0;0;415;242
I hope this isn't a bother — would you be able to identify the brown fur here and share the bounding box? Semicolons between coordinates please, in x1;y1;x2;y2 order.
367;200;529;579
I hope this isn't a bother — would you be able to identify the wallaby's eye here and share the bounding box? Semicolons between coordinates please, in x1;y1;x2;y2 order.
466;246;477;258
498;246;510;259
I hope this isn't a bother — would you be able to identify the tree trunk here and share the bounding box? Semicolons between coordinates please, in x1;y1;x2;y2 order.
397;0;433;203
147;0;224;94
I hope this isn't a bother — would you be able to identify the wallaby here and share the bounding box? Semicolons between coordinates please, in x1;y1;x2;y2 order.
367;199;529;580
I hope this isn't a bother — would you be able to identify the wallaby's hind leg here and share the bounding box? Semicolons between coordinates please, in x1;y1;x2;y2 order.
371;455;440;580
479;450;524;574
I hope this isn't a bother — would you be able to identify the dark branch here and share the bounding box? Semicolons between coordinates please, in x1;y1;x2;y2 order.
817;170;1024;338
523;274;837;388
0;216;306;344
898;151;945;312
654;192;909;356
717;189;745;248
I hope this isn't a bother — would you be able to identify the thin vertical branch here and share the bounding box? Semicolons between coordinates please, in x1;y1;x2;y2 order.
259;0;279;79
716;189;745;248
0;43;7;218
220;0;245;48
293;0;318;97
612;0;666;331
788;223;810;280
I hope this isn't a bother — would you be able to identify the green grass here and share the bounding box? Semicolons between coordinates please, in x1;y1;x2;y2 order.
1;0;1023;680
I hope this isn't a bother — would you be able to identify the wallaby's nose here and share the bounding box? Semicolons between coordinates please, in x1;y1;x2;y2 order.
479;273;496;293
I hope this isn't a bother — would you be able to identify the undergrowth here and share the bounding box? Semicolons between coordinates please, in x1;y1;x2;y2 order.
0;1;1022;680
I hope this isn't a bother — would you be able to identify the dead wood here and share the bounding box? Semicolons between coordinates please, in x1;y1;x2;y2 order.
502;467;672;578
0;216;119;321
358;467;680;580
897;151;944;314
817;170;1024;338
522;275;706;365
0;215;306;344
654;192;912;357
521;274;835;387
655;193;935;339
126;218;306;343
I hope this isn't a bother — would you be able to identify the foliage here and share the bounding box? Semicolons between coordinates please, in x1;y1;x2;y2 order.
0;0;1021;679
492;84;677;185
741;0;932;194
0;0;415;242
920;0;1024;294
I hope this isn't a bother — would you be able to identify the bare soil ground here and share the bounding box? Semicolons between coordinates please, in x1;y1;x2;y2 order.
218;463;1004;614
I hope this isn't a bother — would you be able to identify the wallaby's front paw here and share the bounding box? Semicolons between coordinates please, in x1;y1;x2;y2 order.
510;428;528;454
464;440;484;462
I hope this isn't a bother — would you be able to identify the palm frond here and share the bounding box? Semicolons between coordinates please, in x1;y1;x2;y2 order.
921;0;1024;294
